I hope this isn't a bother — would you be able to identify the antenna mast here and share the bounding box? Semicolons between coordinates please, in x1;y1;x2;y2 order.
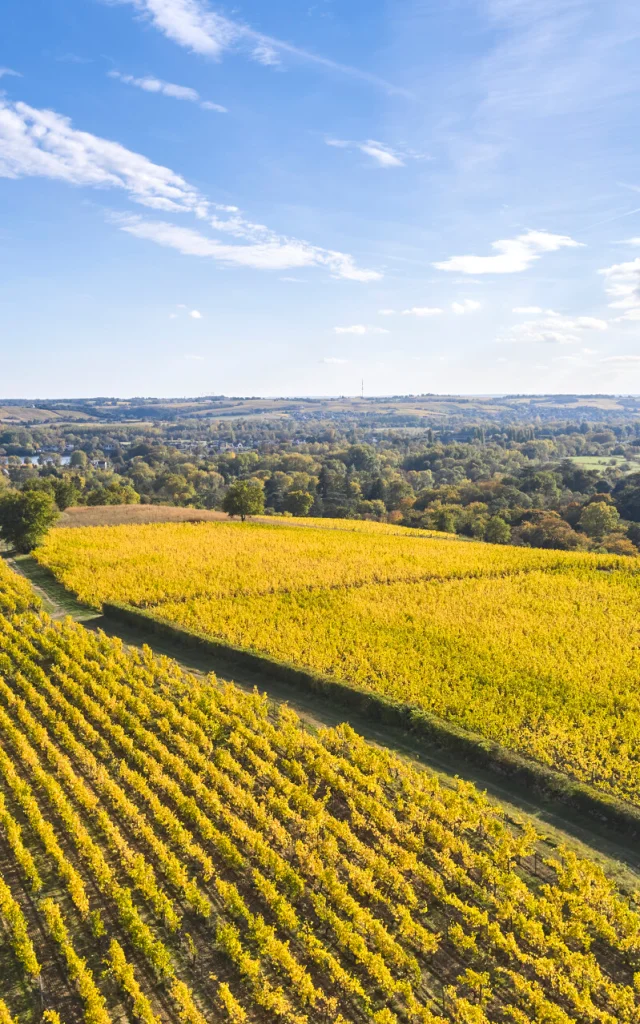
361;378;364;399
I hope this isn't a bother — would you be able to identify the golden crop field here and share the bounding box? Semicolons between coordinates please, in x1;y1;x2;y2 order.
35;520;629;609
35;521;640;806
156;568;640;805
1;559;640;1024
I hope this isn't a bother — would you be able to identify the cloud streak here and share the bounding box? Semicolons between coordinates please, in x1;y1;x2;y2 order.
402;306;443;317
118;216;380;278
118;0;409;95
0;98;379;281
108;71;227;111
599;257;640;319
325;138;417;168
434;230;583;274
451;299;482;314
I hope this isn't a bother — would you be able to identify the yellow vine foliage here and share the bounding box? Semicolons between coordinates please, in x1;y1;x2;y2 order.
0;560;639;1023
36;520;640;805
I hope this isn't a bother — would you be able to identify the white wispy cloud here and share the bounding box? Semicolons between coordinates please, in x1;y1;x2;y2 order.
481;0;640;124
170;305;201;319
119;216;380;278
512;305;543;313
377;308;396;315
333;324;389;334
434;230;583;274
117;0;409;95
500;312;608;345
451;299;482;314
601;354;640;364
0;68;21;79
325;137;425;168
251;40;280;66
599;257;640;320
573;317;608;330
322;357;348;364
0;99;206;214
185;353;204;360
121;0;238;57
0;98;379;281
326;138;402;168
402;306;443;317
108;70;227;112
55;54;92;64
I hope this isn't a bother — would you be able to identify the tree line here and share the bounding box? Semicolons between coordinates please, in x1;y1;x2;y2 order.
2;419;640;553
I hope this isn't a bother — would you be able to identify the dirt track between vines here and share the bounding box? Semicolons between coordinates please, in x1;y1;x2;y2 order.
8;552;640;890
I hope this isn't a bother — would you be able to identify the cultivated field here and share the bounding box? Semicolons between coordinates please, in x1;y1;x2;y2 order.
36;520;610;607
1;559;640;1024
35;521;640;807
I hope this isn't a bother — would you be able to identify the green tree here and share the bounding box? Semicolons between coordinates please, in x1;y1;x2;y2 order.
223;480;265;521
86;483;140;506
612;473;640;521
283;490;314;516
578;500;620;540
0;491;60;552
69;450;88;469
485;516;511;544
53;479;80;511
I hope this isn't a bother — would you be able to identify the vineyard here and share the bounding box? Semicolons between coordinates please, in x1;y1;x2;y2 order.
1;557;640;1024
35;521;640;807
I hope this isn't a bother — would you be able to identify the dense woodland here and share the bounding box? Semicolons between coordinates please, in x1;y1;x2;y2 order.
3;402;640;553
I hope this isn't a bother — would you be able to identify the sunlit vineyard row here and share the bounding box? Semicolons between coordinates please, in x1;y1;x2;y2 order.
1;563;640;1024
35;520;634;610
257;516;455;537
36;521;640;806
155;565;640;806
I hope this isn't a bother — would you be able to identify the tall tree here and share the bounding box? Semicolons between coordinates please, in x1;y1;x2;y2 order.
0;491;60;552
223;480;265;522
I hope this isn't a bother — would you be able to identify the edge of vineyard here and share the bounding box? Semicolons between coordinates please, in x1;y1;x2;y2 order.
102;599;640;842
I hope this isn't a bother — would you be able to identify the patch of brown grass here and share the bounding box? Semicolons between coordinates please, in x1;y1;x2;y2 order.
58;505;234;528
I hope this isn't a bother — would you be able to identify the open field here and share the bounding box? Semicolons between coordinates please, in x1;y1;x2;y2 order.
0;406;96;424
569;455;640;472
58;505;233;529
58;505;453;536
35;521;640;811
1;558;640;1024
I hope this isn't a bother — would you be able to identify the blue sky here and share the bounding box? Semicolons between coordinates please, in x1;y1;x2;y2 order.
1;0;640;398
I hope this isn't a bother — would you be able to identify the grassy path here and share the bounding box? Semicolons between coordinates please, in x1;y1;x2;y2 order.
8;552;640;889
